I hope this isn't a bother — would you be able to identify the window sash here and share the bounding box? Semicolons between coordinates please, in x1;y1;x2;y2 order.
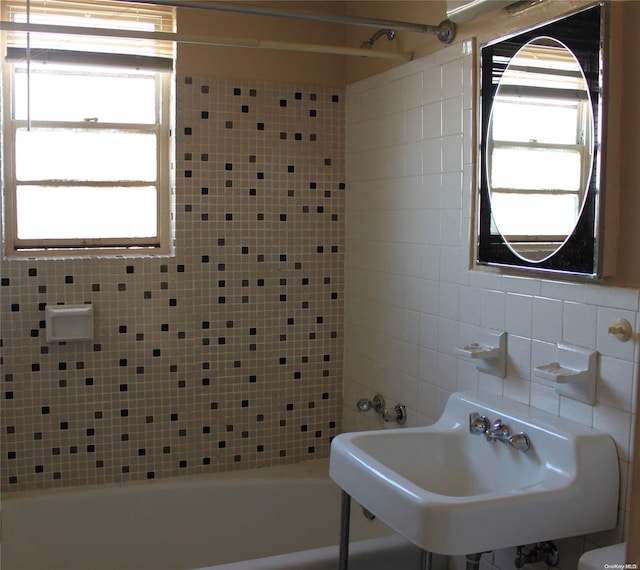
489;140;588;193
7;100;170;253
14;125;159;183
15;184;161;246
488;95;593;199
6;131;171;252
3;66;171;256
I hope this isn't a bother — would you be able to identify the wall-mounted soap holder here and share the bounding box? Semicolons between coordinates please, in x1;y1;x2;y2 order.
455;330;506;377
45;304;94;343
534;343;598;405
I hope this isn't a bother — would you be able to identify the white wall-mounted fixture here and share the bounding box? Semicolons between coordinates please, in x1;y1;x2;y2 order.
45;304;94;343
455;330;506;377
446;0;511;23
608;318;633;342
534;343;598;405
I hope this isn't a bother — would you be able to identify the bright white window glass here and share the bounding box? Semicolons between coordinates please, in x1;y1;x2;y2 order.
16;129;157;181
491;147;582;191
491;99;579;145
14;66;156;123
491;193;579;236
16;186;158;239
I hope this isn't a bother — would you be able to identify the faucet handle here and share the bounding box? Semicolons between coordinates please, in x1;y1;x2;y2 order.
508;432;531;453
371;394;385;413
469;412;490;435
356;394;385;413
492;418;505;429
383;403;407;425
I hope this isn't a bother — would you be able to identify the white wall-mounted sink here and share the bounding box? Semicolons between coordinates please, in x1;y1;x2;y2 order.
329;392;619;556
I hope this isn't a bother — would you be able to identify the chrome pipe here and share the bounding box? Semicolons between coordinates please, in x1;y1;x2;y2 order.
131;0;456;43
466;553;483;570
339;491;351;570
420;550;433;570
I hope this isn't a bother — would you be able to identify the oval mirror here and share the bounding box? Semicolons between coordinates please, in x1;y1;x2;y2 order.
486;36;594;263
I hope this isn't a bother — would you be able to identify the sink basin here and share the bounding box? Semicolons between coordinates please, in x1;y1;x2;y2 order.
330;391;619;556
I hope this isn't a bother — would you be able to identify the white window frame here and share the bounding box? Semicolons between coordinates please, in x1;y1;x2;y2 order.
1;1;174;258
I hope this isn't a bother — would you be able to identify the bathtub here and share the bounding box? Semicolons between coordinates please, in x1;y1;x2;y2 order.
1;459;422;570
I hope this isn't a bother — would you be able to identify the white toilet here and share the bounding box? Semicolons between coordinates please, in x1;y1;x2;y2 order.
578;544;627;570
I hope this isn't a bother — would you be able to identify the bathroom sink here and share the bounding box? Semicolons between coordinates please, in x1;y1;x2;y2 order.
330;391;619;556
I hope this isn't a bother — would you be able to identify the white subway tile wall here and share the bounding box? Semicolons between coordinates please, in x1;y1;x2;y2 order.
0;77;345;491
344;41;637;564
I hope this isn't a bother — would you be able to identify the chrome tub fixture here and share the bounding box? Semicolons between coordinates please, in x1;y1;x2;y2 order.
357;394;407;425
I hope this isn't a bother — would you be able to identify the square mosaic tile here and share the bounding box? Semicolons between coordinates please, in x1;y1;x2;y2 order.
0;76;345;491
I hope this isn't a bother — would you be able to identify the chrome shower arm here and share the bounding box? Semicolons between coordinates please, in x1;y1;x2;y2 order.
360;29;396;50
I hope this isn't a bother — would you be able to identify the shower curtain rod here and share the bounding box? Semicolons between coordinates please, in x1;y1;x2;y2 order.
0;21;413;61
130;0;456;44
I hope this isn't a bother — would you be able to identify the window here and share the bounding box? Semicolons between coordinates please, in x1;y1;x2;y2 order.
1;0;174;256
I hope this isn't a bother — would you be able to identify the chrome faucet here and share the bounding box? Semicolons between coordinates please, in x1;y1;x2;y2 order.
469;412;531;452
485;418;511;443
357;394;407;425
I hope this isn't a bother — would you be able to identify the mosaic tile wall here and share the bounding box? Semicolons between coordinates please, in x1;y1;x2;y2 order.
0;76;345;492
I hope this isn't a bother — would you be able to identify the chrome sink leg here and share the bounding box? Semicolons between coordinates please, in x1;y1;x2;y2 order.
466;552;483;570
420;549;433;570
339;491;351;570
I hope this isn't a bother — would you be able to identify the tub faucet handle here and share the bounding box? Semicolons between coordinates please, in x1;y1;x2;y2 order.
356;394;384;413
383;403;407;425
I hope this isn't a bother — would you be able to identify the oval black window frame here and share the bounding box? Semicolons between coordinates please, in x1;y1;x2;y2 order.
478;3;605;277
